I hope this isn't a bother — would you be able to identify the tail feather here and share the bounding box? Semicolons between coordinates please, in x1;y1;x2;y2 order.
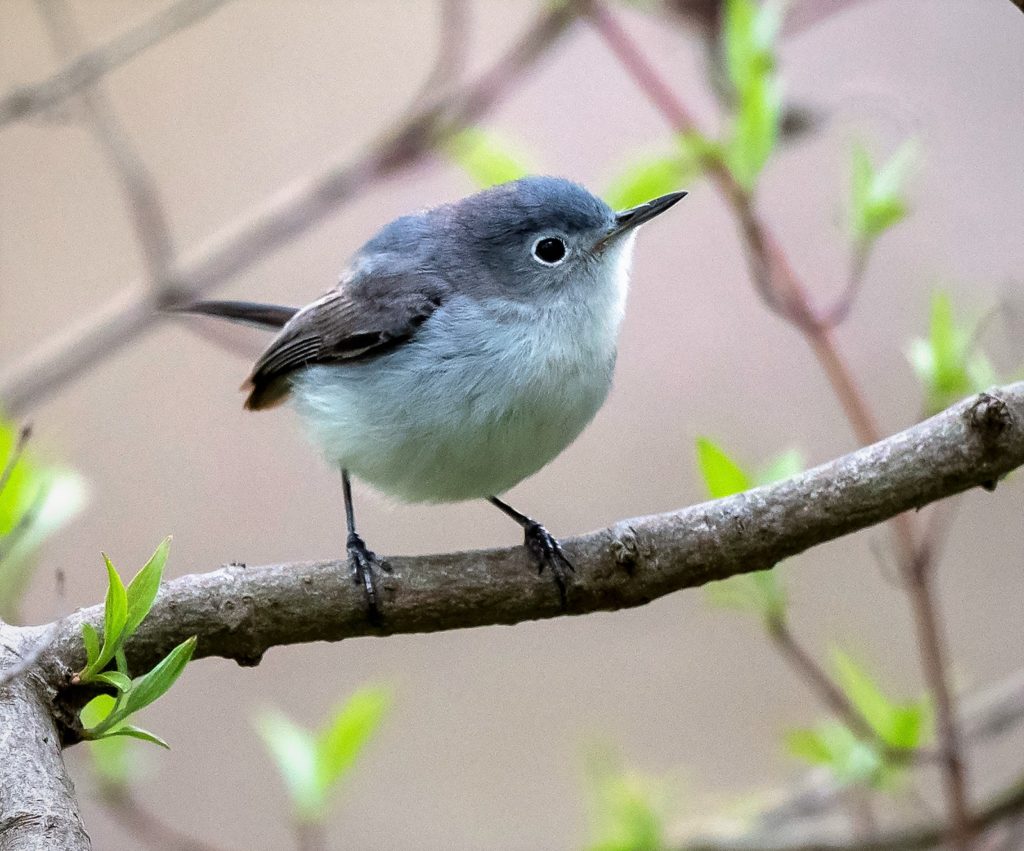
168;300;298;330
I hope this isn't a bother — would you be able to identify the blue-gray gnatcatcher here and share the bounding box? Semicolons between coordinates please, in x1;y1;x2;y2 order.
176;176;685;618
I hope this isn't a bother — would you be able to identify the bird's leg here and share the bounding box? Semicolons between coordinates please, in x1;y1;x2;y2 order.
342;468;382;624
487;496;574;609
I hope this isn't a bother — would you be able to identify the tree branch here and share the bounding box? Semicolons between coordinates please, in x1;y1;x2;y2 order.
0;0;232;129
31;384;1023;726
0;626;88;850
682;773;1024;851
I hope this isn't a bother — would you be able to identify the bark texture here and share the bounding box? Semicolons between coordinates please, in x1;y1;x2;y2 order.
0;626;89;851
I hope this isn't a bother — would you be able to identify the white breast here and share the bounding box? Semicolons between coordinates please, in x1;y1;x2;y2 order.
290;241;634;503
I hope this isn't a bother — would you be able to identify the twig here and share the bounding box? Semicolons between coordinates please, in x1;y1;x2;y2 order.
412;0;471;106
765;617;928;765
0;621;58;688
821;241;871;328
0;0;231;129
33;384;1024;709
0;2;578;417
682;773;1024;851
586;7;973;844
35;0;176;285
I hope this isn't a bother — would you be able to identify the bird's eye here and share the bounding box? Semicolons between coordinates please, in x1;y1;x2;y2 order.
531;236;567;266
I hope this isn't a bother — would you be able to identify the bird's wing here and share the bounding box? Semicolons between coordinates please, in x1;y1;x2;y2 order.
243;273;447;410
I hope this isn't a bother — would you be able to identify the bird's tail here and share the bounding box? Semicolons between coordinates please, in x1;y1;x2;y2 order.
167;300;298;330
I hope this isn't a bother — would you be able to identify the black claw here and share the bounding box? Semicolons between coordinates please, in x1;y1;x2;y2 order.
347;533;382;625
523;521;574;609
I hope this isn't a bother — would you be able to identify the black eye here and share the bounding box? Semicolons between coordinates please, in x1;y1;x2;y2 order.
532;236;566;266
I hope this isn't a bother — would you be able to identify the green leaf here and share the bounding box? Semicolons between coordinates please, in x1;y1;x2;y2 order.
81;693;116;729
87;734;137;787
124;536;170;637
755;449;804;486
907;292;999;415
315;686;389;795
785;728;833;765
704;567;786;622
886;704;930;751
97;724;169;749
256;709;322;821
787;722;885;787
831;650;896;739
584;747;668;851
831;649;931;750
695;438;750;499
446;128;530;188
0;420;37;537
726;73;780;191
605;154;694;212
698;439;788;622
111;636;197;724
604;134;714;210
80;555;129;679
0;417;87;620
81;622;100;669
850;141;916;242
722;0;782;190
93;671;132;693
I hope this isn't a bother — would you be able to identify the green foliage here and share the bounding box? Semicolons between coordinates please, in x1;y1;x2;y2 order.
0;416;87;618
786;722;886;787
604;134;717;210
256;686;390;824
79;538;171;681
907;292;999;415
787;652;931;789
446;128;530;188
77;538;196;749
695;437;750;498
696;438;802;622
831;650;931;751
722;0;783;191
585;749;669;851
849;141;916;244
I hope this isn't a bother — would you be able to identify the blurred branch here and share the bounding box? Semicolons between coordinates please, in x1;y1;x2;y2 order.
31;383;1024;719
412;0;471;105
766;617;929;765
0;2;578;417
697;665;1024;845
0;0;231;129
35;0;176;284
683;774;1024;851
587;6;973;843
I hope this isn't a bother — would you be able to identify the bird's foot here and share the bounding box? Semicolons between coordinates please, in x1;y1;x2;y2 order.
347;533;383;625
523;521;574;610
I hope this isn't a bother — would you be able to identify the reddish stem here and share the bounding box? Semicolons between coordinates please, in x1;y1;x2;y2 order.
587;5;973;846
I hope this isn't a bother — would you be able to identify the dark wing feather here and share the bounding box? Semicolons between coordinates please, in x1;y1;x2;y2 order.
243;274;446;410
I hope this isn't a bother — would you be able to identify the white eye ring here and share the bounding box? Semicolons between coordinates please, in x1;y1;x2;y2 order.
531;236;567;267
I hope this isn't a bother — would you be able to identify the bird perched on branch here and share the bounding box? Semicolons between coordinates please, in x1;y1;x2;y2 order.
174;176;685;620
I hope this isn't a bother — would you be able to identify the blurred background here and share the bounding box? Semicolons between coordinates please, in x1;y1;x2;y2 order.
1;0;1022;848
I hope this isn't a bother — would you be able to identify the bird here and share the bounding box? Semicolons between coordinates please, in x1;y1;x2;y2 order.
174;176;685;620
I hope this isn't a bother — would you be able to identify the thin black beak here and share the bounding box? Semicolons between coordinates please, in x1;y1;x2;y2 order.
594;190;687;250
